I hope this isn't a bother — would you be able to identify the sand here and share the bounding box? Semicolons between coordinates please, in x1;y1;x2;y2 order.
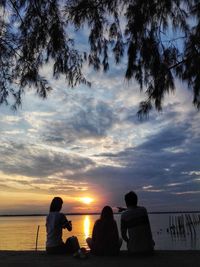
0;250;199;267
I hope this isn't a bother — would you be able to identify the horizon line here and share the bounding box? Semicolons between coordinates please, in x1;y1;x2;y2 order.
1;210;200;217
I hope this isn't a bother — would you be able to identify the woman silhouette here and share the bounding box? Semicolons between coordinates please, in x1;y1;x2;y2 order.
86;206;122;255
46;197;73;254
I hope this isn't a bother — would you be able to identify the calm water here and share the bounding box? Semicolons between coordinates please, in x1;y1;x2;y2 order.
0;213;200;251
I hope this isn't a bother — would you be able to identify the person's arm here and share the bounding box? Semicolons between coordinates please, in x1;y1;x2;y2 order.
112;220;120;243
60;214;72;231
117;207;127;212
65;220;72;231
121;217;129;243
144;208;154;244
92;220;99;243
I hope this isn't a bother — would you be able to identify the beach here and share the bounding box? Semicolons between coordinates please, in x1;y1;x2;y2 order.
0;251;199;267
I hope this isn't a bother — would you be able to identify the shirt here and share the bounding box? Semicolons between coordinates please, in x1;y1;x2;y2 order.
46;212;71;247
121;206;154;253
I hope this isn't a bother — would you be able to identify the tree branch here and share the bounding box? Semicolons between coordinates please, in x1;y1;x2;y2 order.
8;0;24;26
168;58;186;70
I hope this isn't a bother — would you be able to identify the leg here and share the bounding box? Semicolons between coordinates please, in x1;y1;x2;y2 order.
118;237;123;249
65;236;80;253
86;237;93;250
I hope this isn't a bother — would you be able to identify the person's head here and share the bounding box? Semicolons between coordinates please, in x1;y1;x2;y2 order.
125;191;138;207
100;206;114;221
49;197;63;212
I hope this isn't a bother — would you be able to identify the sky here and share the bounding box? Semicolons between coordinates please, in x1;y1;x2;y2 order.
0;29;200;215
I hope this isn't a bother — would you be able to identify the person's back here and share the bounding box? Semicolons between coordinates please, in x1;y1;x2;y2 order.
121;192;154;254
121;206;154;253
92;218;119;255
46;211;66;247
87;206;121;255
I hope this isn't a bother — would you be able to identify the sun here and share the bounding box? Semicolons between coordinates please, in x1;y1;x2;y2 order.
81;197;93;205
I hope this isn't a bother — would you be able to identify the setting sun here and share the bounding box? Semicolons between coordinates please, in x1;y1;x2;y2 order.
81;197;93;205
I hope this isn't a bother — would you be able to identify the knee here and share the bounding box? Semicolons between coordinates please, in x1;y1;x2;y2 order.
86;237;93;249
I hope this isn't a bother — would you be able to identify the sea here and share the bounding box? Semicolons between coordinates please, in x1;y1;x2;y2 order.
0;213;200;251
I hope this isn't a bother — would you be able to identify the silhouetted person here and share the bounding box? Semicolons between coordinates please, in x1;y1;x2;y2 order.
121;191;154;254
46;197;73;254
86;206;122;255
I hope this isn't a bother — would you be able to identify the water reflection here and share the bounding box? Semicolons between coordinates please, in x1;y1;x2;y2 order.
84;216;90;239
1;214;200;250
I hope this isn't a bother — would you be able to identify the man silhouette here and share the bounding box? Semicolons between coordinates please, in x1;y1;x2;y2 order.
121;191;154;254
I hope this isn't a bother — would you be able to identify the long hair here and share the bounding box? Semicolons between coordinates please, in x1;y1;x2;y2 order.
100;206;114;221
49;197;63;212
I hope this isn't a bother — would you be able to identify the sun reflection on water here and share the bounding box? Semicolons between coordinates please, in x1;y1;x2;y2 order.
84;215;90;239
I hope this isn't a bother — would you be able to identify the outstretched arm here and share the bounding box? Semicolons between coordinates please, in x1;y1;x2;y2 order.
117;207;127;212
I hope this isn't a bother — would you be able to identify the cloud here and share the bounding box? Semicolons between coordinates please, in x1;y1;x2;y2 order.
1;82;200;212
0;35;200;214
42;100;117;145
0;141;94;178
65;108;200;210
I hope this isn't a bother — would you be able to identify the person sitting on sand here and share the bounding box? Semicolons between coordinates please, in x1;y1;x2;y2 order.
121;191;155;254
46;197;78;254
86;206;122;256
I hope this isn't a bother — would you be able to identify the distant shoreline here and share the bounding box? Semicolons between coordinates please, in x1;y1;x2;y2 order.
0;210;200;217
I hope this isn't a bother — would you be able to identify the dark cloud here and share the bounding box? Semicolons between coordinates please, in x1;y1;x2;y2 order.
67;117;200;210
42;101;116;144
0;141;94;177
0;72;200;213
124;102;180;125
138;125;189;151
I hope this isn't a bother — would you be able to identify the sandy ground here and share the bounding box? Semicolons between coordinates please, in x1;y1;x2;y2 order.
0;251;200;267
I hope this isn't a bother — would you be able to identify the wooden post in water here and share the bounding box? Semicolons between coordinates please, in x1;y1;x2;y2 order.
177;216;182;236
189;214;196;236
186;214;193;235
181;214;186;237
175;216;179;237
35;225;40;251
169;215;171;234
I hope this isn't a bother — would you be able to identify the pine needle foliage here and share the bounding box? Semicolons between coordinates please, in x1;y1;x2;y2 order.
1;0;200;115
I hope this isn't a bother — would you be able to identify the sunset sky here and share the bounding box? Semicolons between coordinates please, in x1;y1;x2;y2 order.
0;27;200;215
